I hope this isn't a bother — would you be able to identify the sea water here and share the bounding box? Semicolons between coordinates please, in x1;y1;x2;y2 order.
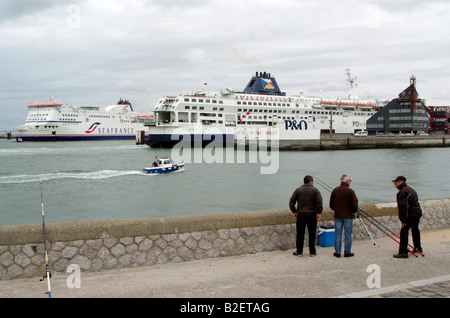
1;139;449;225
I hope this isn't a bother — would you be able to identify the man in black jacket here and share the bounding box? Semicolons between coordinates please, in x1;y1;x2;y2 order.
392;176;423;258
289;175;323;257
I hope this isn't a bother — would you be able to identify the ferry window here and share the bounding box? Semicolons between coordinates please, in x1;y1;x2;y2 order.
219;101;223;104
185;106;190;109
192;99;196;102
200;107;204;110
214;107;219;111
199;99;203;103
264;103;267;106
212;100;217;103
243;102;247;105
219;108;224;111
237;101;241;105
237;108;241;112
192;106;197;110
206;100;210;103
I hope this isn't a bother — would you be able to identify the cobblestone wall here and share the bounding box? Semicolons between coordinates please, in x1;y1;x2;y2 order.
1;199;449;280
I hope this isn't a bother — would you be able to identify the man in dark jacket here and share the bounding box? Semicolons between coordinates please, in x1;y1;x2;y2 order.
329;174;359;258
289;175;323;257
392;176;423;258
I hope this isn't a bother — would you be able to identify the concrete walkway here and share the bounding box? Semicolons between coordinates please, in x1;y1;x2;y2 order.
1;228;449;299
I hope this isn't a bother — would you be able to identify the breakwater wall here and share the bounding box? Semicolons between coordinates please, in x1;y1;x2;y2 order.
276;135;450;150
1;198;449;280
319;136;450;151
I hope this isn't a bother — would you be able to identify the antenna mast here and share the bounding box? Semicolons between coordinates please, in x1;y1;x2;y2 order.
345;69;358;100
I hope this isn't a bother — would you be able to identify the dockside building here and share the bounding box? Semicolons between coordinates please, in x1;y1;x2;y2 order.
367;76;429;135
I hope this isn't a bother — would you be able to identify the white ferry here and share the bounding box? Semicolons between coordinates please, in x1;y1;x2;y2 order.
15;98;154;141
143;71;386;148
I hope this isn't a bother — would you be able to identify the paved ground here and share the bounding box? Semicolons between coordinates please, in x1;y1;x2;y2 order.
1;228;449;301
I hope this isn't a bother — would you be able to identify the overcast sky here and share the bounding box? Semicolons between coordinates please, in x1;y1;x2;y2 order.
1;0;449;131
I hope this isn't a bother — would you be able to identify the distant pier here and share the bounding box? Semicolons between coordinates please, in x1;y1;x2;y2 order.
235;135;450;151
0;132;19;140
318;135;450;151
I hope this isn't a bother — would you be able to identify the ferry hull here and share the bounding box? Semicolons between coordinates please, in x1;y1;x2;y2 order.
145;133;234;148
144;120;320;148
19;134;137;142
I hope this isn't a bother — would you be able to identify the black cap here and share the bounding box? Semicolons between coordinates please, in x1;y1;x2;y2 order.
392;176;406;182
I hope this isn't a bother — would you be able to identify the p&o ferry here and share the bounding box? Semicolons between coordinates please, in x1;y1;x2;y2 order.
143;70;385;148
15;98;153;141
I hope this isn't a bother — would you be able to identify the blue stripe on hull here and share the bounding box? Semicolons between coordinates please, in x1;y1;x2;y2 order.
20;135;136;142
144;134;234;148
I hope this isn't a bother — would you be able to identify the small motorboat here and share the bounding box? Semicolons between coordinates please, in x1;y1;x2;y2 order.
143;157;185;174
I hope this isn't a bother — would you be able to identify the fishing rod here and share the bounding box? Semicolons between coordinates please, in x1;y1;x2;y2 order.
39;176;52;298
314;177;334;193
357;210;418;258
357;208;424;257
314;176;377;247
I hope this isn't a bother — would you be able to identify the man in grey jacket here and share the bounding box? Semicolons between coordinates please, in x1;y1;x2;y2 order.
289;175;323;256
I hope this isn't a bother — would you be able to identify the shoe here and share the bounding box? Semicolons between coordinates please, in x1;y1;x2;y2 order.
344;252;354;257
333;252;341;258
393;253;408;259
293;251;302;257
310;253;317;257
413;248;424;255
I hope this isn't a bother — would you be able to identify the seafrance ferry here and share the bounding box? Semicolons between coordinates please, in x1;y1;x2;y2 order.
143;70;386;148
15;98;153;141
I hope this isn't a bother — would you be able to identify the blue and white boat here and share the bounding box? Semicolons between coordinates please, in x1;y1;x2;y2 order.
143;157;185;174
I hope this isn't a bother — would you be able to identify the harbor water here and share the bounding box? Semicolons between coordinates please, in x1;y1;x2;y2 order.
1;139;449;226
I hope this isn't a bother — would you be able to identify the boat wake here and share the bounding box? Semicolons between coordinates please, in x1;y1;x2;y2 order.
0;170;143;184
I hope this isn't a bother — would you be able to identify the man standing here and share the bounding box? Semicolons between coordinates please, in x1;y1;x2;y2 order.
329;174;359;258
289;175;323;257
392;176;423;258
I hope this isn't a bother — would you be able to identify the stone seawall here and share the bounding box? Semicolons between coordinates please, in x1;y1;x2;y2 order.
1;199;449;280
